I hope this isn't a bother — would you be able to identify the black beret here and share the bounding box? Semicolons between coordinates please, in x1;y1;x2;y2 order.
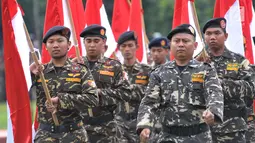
80;24;106;39
203;17;226;33
117;31;137;45
167;24;196;40
149;37;169;49
43;26;71;43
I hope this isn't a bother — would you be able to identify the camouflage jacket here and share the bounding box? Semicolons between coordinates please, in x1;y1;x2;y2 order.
136;60;224;134
34;58;99;125
115;61;151;122
207;47;255;133
82;56;132;117
246;65;255;117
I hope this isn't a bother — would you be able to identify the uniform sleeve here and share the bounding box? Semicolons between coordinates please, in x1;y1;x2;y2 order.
221;59;254;101
136;72;161;135
58;66;99;111
204;65;224;123
99;66;133;105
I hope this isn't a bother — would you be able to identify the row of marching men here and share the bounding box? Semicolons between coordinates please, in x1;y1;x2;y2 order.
30;17;255;143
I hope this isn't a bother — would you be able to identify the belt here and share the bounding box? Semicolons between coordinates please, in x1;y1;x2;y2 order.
83;113;114;125
248;115;255;122
39;121;83;133
162;123;209;136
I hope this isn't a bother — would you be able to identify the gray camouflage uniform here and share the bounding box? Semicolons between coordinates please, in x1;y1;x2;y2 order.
207;48;255;143
137;59;224;143
245;65;255;143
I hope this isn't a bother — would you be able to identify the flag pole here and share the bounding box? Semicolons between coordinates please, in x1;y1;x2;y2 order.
23;23;60;126
190;1;208;60
66;0;81;58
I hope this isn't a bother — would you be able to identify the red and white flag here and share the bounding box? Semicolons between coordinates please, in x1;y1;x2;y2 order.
111;0;130;62
42;0;85;63
84;0;117;58
172;0;203;58
129;0;147;63
2;0;32;142
214;0;244;56
239;0;255;64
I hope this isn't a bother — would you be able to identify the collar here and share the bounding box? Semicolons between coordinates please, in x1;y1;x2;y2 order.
44;58;73;73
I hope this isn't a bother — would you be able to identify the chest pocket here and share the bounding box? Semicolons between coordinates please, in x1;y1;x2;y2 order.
185;82;206;106
62;73;82;94
161;82;174;104
99;70;114;83
225;63;239;79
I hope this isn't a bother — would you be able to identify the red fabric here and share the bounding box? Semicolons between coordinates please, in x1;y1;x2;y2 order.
213;0;236;17
172;0;190;29
42;0;85;63
33;107;39;131
129;0;144;62
112;0;130;40
240;0;254;64
2;0;32;142
66;0;85;58
84;0;102;25
41;0;64;63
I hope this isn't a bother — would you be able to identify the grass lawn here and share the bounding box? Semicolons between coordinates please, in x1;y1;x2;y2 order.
0;101;36;130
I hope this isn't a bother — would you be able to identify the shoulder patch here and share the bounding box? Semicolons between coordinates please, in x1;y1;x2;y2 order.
105;58;122;66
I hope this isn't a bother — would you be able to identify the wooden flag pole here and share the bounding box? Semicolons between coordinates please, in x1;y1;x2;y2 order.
66;0;81;58
23;23;59;126
190;2;208;60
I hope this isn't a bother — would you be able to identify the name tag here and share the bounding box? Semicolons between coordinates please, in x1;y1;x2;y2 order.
99;70;114;76
135;79;148;84
66;78;81;82
191;73;204;83
226;63;239;71
37;79;49;83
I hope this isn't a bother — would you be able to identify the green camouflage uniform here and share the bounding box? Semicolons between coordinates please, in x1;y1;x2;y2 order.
34;58;99;143
207;48;255;143
245;65;255;143
81;56;132;143
115;61;151;143
137;60;224;143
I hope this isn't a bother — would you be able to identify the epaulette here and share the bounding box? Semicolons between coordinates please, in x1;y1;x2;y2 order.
106;57;122;66
140;63;152;70
77;62;89;69
150;65;162;74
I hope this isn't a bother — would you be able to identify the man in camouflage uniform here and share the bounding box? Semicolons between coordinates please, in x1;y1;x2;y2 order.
32;26;99;143
114;31;151;142
201;17;255;143
245;65;255;143
147;37;171;142
149;37;170;69
78;24;132;143
137;24;224;143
